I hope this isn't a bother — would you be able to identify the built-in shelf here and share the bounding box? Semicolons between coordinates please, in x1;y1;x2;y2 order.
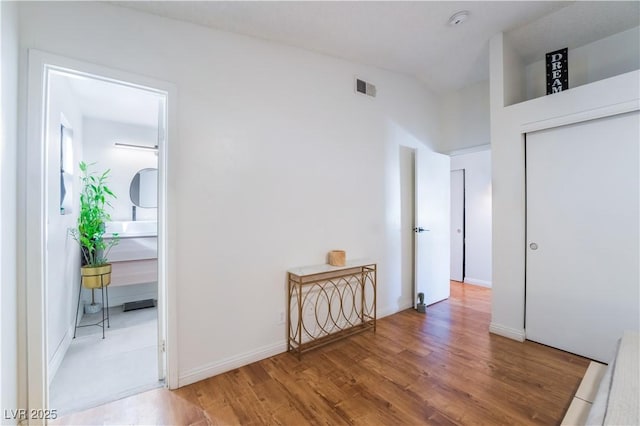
502;26;639;107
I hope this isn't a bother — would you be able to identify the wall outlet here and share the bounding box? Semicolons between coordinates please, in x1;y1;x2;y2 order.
279;311;285;325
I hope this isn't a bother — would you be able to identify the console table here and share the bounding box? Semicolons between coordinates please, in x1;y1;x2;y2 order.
287;260;376;359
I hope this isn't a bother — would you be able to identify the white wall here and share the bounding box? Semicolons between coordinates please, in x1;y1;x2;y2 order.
450;150;492;287
439;80;490;153
83;117;158;222
17;2;442;386
523;26;640;102
1;0;19;421
490;31;639;342
502;36;525;107
45;74;84;381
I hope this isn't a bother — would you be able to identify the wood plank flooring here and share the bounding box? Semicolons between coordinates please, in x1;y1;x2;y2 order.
55;281;590;425
50;387;208;426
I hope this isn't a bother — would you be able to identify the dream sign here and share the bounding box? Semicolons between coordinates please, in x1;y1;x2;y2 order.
546;48;568;95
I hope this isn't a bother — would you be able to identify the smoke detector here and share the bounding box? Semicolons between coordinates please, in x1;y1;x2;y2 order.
448;11;469;26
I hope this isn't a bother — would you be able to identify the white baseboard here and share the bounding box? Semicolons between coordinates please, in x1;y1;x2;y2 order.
48;324;74;384
176;299;415;387
377;300;414;319
178;300;417;388
178;341;287;387
489;322;525;342
398;300;415;312
464;278;492;288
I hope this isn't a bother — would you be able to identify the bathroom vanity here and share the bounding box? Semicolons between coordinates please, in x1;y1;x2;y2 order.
105;220;157;287
101;167;159;305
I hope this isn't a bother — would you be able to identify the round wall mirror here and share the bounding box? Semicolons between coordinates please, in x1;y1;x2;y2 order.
130;168;158;208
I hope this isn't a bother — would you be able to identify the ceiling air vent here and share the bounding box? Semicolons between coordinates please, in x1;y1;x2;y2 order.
355;78;376;97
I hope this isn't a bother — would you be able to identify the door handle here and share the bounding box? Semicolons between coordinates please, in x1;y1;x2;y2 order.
414;227;429;233
529;243;538;250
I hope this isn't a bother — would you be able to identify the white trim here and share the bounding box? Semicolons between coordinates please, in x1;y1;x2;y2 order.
463;278;492;288
47;325;73;386
398;300;415;312
178;342;287;387
25;49;49;424
521;99;640;134
163;78;179;390
377;300;414;319
177;299;414;388
447;144;490;157
24;50;179;417
489;322;525;342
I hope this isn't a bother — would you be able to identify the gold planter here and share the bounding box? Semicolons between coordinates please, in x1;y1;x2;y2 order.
81;264;112;289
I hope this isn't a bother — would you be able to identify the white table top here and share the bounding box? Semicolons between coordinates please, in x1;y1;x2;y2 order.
287;259;375;277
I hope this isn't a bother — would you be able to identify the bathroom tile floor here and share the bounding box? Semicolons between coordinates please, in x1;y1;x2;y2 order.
50;305;163;416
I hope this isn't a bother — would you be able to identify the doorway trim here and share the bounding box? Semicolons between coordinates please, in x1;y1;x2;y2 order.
24;49;178;419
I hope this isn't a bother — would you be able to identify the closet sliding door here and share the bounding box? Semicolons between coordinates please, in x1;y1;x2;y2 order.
525;111;639;362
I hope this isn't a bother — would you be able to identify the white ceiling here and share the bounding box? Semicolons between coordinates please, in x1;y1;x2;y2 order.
62;1;639;125
65;73;162;128
112;1;640;94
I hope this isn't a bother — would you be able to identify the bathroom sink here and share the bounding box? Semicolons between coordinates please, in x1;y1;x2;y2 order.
106;220;157;238
105;221;158;261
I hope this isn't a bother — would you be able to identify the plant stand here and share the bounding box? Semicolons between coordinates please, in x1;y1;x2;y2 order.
73;272;111;339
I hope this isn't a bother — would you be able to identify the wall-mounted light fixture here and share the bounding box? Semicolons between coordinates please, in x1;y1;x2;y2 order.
114;142;158;152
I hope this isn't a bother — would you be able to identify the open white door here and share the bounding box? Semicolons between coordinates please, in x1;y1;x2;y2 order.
415;147;451;306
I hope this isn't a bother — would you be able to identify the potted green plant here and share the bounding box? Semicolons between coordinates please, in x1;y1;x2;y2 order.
71;161;119;311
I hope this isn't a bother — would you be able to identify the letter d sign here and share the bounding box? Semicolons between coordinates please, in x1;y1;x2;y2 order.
546;48;568;95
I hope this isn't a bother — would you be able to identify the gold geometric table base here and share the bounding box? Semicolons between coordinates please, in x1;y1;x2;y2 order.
287;262;376;359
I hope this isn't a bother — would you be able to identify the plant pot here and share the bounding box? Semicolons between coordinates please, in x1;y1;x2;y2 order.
81;264;112;289
416;303;426;313
84;302;103;314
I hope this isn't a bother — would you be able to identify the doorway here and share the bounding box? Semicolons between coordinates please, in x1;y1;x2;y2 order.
448;149;492;288
25;50;175;417
450;169;465;282
400;146;450;310
49;70;164;414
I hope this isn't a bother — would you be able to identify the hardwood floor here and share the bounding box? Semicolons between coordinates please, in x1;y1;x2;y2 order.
50;387;208;426
55;282;589;425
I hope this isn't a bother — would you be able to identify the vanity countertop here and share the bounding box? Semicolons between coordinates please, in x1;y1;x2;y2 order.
105;220;157;238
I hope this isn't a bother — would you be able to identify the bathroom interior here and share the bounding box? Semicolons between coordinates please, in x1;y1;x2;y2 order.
46;70;166;415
